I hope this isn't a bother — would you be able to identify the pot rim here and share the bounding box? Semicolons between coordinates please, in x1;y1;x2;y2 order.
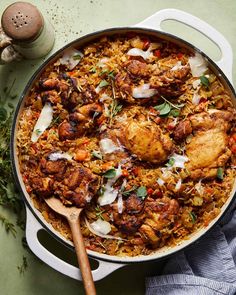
11;26;236;264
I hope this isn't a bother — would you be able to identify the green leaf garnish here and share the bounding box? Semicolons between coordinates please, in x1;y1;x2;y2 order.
99;80;109;88
108;70;115;80
0;107;7;122
73;54;82;60
99;69;109;76
35;129;42;136
166;157;175;167
217;167;224;180
103;168;116;179
89;66;97;73
136;186;147;200
169;109;180;117
154;102;171;116
189;212;197;223
92;150;103;160
200;75;210;88
121;186;137;197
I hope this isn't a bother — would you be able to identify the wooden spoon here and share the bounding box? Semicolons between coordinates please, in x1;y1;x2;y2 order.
45;197;96;295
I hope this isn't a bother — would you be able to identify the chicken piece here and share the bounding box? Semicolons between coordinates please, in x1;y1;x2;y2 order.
117;116;173;164
139;224;160;245
139;197;179;245
176;109;234;179
41;90;61;105
58;103;102;141
173;119;192;142
115;72;134;103
40;157;67;179
113;213;143;234
126;60;150;77
29;176;53;197
125;194;144;214
62;166;99;207
150;66;190;97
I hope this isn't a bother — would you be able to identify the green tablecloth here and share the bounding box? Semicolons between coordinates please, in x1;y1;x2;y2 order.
0;1;235;294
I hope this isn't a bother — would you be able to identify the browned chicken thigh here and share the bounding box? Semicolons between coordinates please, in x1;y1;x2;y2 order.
174;109;234;179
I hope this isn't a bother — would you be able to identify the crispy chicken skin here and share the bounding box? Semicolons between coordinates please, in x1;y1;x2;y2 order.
139;197;179;245
174;109;234;179
117;116;173;164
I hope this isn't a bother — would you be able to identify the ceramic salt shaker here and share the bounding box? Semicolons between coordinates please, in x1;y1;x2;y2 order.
1;1;55;60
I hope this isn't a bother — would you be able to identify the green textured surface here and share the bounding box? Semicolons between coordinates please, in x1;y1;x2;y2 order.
0;1;235;294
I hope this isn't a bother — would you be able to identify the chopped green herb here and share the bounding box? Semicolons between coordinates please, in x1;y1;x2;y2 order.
73;54;82;60
169;109;180;117
108;70;115;80
95;205;105;220
50;115;61;127
0;214;17;237
166;157;175;167
89;66;97;73
17;256;28;275
99;69;109;76
0;107;7;121
200;75;210;88
103;168;116;179
136;186;147;200
91;150;103;160
217;167;224;180
99;80;109;88
189;211;197;223
154;102;171;116
98;186;105;196
35;129;42;136
121;186;137;197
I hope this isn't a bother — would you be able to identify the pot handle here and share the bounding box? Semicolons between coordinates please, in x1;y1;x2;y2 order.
135;8;233;84
25;207;124;281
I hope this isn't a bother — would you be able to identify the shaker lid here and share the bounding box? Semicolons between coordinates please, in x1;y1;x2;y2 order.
1;2;44;42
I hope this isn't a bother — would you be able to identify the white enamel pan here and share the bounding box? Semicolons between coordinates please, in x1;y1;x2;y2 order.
11;9;236;281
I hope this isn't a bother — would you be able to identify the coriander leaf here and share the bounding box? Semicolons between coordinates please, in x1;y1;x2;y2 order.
92;150;103;160
200;75;210;88
73;54;82;60
35;129;42;135
0;107;7;121
98;186;105;196
89;66;97;73
136;186;147;200
108;70;115;80
169;109;180;117
99;69;109;76
103;168;116;179
217;167;224;180
189;212;197;223
154;102;171;116
121;186;137;197
166;157;175;167
99;80;109;88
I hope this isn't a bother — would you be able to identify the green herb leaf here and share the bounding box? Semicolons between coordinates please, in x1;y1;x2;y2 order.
92;150;103;160
35;129;42;136
0;214;17;237
166;157;175;167
99;69;109;76
121;186;137;197
189;211;197;223
95;205;105;220
217;167;224;180
17;256;28;275
99;80;109;88
154;102;171;116
73;54;82;60
98;186;105;196
169;109;180;117
200;75;210;88
108;70;115;80
89;66;97;73
0;107;7;121
103;168;116;179
136;186;147;200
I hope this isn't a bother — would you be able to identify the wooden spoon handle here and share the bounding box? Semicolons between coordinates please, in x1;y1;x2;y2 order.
69;219;96;295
